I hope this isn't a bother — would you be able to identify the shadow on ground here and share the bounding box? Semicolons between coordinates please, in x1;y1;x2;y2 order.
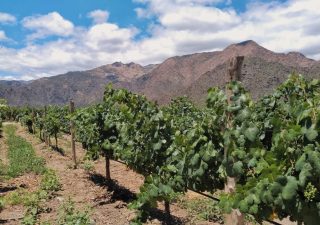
51;146;65;156
88;173;184;225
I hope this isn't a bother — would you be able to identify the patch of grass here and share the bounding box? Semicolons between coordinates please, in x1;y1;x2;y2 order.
63;139;72;148
0;159;8;181
82;160;94;173
39;222;52;225
2;188;46;208
2;188;30;206
4;125;46;177
0;159;6;174
21;169;61;225
57;198;91;225
177;196;224;224
0;198;4;212
2;169;61;208
40;169;61;192
178;196;260;225
1;158;61;224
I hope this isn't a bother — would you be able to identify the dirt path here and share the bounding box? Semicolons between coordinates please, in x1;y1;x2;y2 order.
0;123;42;224
0;127;9;167
13;123;219;225
15;124;137;224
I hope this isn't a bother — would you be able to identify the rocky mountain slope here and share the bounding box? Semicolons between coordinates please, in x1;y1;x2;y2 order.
0;62;154;106
0;40;319;106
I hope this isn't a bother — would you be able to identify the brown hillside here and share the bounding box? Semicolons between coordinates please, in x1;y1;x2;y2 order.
0;40;319;106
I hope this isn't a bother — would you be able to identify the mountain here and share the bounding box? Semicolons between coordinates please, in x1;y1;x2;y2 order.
0;40;319;106
0;62;155;106
134;40;318;104
185;41;319;103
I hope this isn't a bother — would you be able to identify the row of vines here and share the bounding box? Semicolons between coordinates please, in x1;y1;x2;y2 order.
1;74;319;225
0;99;7;129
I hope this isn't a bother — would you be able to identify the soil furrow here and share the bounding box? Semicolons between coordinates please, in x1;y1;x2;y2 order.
13;123;217;225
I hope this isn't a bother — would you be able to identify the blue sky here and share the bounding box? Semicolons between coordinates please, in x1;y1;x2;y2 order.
0;0;319;80
1;0;145;47
1;0;287;46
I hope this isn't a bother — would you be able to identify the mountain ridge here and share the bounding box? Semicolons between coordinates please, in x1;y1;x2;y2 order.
1;40;319;106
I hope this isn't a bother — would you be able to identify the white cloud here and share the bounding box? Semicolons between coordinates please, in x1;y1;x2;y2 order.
1;0;320;80
0;31;8;41
159;6;239;31
0;17;139;80
22;12;74;40
133;0;320;57
87;10;109;24
0;12;16;24
134;8;148;19
134;0;224;6
134;0;226;18
85;23;136;51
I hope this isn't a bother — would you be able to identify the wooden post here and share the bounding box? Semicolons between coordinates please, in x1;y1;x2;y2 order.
227;56;244;83
105;154;111;180
31;109;36;134
55;133;58;149
44;106;48;145
69;100;77;168
224;56;244;225
164;200;171;224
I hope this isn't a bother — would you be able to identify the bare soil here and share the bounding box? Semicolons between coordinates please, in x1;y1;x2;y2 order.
0;129;8;166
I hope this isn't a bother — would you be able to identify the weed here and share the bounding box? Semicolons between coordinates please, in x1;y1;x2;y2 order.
66;163;75;170
1;169;61;223
82;160;94;173
40;169;61;192
22;206;38;225
0;159;8;181
178;196;224;224
57;198;92;225
21;169;61;224
0;198;4;212
3;189;29;205
40;222;52;225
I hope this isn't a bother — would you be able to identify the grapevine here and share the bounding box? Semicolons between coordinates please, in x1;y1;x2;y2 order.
2;74;320;225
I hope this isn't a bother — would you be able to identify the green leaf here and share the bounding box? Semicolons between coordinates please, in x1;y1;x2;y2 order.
298;163;312;187
232;161;243;176
295;154;306;171
249;204;258;214
153;142;162;151
239;200;249;212
282;176;298;200
191;153;200;166
270;183;282;197
202;151;211;162
306;128;318;141
195;167;205;177
167;165;178;172
244;126;259;142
